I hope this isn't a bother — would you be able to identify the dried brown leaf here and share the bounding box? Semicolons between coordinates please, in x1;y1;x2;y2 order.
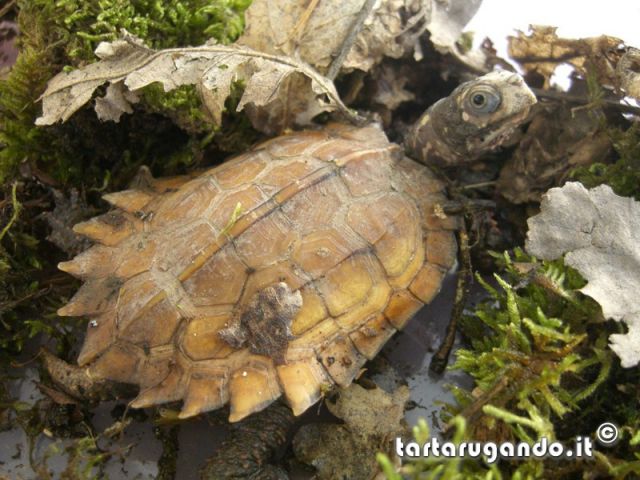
293;383;409;480
525;182;640;367
616;47;640;99
41;189;94;256
94;81;140;122
326;383;409;436
239;0;430;74
36;35;357;133
240;73;331;135
508;26;625;88
239;0;362;71
370;64;416;117
344;0;430;72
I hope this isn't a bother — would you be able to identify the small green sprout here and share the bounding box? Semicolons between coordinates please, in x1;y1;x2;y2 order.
219;202;243;238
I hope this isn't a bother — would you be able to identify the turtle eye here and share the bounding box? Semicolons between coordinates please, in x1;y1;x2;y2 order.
465;86;501;114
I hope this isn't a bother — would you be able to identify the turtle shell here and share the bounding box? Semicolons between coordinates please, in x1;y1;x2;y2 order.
58;123;459;422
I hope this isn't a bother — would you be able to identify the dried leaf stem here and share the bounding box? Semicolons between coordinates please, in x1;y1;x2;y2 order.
326;0;377;80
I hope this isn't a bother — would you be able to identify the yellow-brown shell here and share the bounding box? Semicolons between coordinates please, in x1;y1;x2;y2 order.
58;123;458;422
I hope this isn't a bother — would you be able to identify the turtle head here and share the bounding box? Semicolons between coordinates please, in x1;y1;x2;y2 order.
405;71;536;167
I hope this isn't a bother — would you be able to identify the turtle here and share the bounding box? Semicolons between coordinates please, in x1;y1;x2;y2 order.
52;71;536;423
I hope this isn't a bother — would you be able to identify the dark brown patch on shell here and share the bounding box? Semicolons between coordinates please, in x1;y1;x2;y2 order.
219;282;302;364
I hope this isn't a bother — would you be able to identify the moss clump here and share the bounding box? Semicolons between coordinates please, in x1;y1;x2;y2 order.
53;0;252;140
0;1;65;185
141;84;211;134
381;249;640;479
572;123;640;200
0;0;252;186
55;0;250;62
569;69;640;200
46;0;253;137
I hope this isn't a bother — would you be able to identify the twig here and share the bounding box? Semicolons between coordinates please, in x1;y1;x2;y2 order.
287;0;321;47
397;5;429;36
442;374;511;437
0;182;21;242
531;87;640;116
326;0;377;80
441;198;495;216
461;181;496;191
429;225;471;374
10;350;43;368
0;287;50;313
0;0;16;19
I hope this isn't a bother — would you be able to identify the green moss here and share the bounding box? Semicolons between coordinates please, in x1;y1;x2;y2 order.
55;0;250;61
572;123;640;200
450;250;607;439
0;0;252;186
155;425;179;480
456;32;474;55
141;84;211;134
379;417;545;479
0;1;63;185
381;249;640;479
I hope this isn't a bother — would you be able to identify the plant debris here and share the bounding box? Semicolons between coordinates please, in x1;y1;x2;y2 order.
508;26;629;90
40;189;94;256
526;182;640;367
617;47;640;99
0;20;18;79
370;64;416;111
294;383;409;480
41;348;133;402
326;383;410;437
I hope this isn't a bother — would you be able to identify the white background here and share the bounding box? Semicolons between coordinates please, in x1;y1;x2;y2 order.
467;0;640;58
